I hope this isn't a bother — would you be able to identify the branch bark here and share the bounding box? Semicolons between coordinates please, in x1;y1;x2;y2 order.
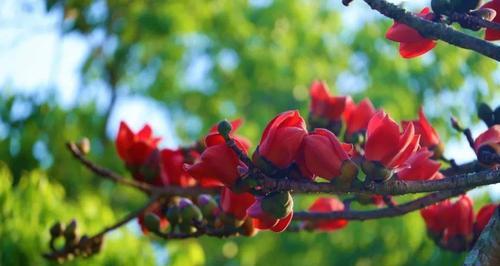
464;207;500;266
293;189;463;221
361;0;500;61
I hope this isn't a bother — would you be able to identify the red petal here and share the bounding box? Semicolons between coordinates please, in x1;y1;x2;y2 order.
270;212;293;232
399;39;437;59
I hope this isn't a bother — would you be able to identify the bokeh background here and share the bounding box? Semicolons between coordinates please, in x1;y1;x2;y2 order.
0;0;499;265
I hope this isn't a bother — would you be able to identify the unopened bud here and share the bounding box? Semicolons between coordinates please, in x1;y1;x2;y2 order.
77;138;91;155
478;102;494;127
241;218;258;237
197;194;219;219
261;191;293;219
450;116;464;132
50;222;63;238
431;0;452;15
179;198;203;223
217;120;232;138
470;8;497;21
64;220;78;245
166;204;181;226
494;106;500;125
450;0;482;13
334;160;359;189
361;160;392;182
143;213;161;233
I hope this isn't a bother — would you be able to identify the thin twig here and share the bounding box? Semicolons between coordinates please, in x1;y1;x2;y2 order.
449;12;500;31
293;189;463;221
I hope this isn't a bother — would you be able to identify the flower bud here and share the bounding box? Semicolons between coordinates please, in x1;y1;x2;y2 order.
431;0;452;15
470;8;497;21
77;137;91;155
450;116;464;132
361;160;392;182
334;160;359;189
217;120;232;138
450;0;482;13
478;102;494;127
241;218;258;237
179;198;203;224
261;191;293;219
166;204;181;227
143;213;161;233
197;194;219;220
50;222;63;238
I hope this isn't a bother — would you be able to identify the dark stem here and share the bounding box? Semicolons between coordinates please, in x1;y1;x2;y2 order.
361;0;500;61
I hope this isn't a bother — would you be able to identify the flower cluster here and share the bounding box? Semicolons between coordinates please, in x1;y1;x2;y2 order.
385;1;500;59
114;80;499;243
421;195;498;252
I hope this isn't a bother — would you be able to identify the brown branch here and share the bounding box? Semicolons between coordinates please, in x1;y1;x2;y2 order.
293;189;463;221
449;12;500;31
361;0;500;61
464;207;500;266
67;142;216;197
43;194;161;261
265;168;500;195
154;226;241;240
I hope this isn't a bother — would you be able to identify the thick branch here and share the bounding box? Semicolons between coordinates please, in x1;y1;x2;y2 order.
361;0;500;61
464;207;500;266
266;168;500;195
293;189;462;221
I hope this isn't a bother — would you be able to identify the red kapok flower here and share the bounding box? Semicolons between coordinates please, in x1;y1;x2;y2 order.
220;187;256;220
481;0;500;41
343;98;377;137
420;199;452;236
364;111;420;170
161;149;196;187
474;204;497;234
297;128;353;180
402;108;442;152
306;197;348;232
247;192;294;232
397;148;442;181
444;195;474;242
116;121;161;166
386;8;437;58
474;125;500;164
256;110;307;169
186;131;248;188
310;81;351;122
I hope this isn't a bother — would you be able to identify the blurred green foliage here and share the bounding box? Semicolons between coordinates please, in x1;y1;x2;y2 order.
0;0;498;265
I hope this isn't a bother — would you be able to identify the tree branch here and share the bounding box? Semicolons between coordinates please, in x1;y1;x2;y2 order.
361;0;500;61
67;142;216;197
43;194;162;261
464;207;500;266
293;189;463;221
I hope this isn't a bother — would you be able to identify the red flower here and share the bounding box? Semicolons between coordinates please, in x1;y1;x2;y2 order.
364;111;420;170
256;110;307;169
297;128;353;180
343;98;377;136
474;125;500;154
402;108;441;150
481;0;500;41
385;8;437;58
220;187;256;220
310;81;351;122
420;195;474;242
161;149;196;187
397;148;441;181
186;132;248;188
307;197;348;232
474;204;497;234
115;122;161;166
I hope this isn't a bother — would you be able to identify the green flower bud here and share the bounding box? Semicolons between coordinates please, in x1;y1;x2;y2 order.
261;191;293;219
166;205;181;226
179;198;203;224
450;0;482;13
432;0;452;15
334;160;359;189
197;194;218;220
361;160;392;182
143;213;161;233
